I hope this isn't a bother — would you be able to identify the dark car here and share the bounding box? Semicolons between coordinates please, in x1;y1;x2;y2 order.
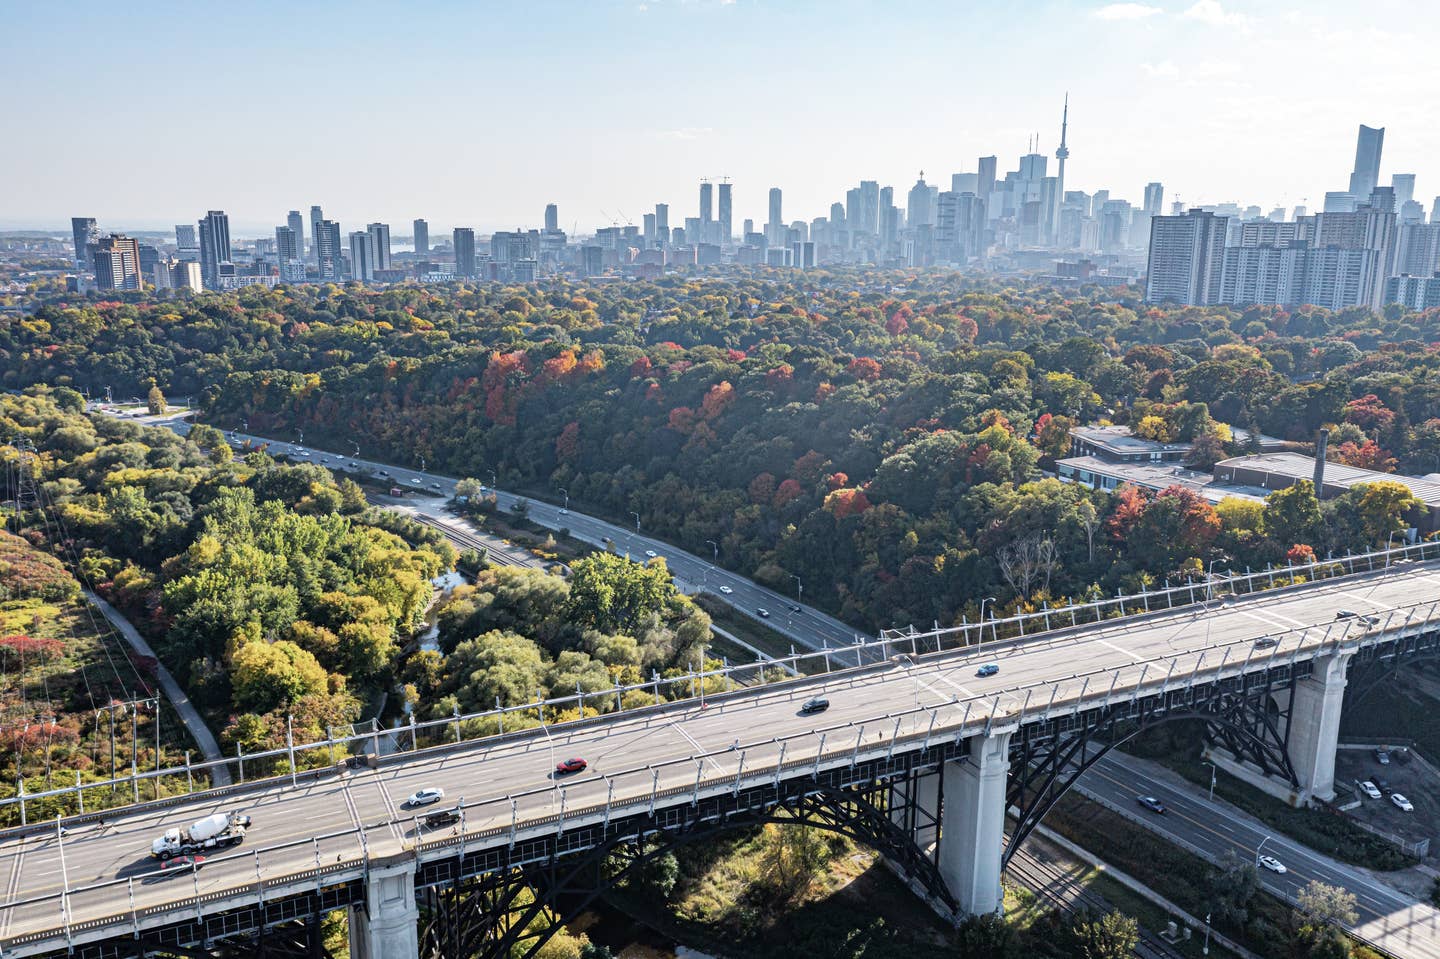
422;808;461;828
556;758;588;774
1136;795;1166;814
787;604;802;613
976;663;1000;678
800;697;830;715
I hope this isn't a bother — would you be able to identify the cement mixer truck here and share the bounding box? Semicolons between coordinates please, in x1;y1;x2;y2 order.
150;811;252;860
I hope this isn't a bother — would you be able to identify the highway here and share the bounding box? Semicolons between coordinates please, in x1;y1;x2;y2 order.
1078;752;1440;954
4;556;1440;952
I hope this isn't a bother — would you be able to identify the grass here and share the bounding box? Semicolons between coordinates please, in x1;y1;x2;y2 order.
693;593;823;672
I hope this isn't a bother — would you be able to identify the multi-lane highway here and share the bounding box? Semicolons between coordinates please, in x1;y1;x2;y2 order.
5;554;1440;953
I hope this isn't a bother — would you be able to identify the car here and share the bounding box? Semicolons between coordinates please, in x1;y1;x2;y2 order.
1136;795;1166;814
378;470;390;477
1254;635;1278;648
976;663;1000;678
787;604;802;613
555;758;588;774
405;787;445;807
1258;855;1287;874
644;550;658;558
422;808;461;828
430;482;441;489
800;697;830;715
1336;609;1380;626
410;477;423;485
719;585;734;595
1375;777;1392;794
161;855;205;873
1359;780;1382;799
559;508;568;515
757;608;770;618
1392;793;1415;812
1376;749;1391;765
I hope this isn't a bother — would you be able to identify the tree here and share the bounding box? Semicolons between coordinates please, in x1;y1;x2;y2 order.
146;379;167;415
1204;850;1258;927
1287;880;1357;959
955;912;1020;958
1066;909;1139;959
455;477;484;501
565;552;675;635
231;640;330;713
1265;480;1323;549
1336;481;1421;546
996;532;1057;599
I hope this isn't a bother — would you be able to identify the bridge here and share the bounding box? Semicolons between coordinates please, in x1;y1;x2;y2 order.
1;548;1438;958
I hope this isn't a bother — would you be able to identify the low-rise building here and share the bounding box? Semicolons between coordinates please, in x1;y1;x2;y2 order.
1214;452;1440;534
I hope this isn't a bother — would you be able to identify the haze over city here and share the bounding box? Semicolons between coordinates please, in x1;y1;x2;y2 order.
4;0;1438;233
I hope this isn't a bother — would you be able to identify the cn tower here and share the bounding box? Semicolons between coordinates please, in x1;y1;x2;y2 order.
1053;94;1070;243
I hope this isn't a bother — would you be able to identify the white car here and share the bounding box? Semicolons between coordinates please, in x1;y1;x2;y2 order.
644;550;658;559
719;585;734;595
559;508;568;515
405;787;445;807
1392;793;1415;812
1258;855;1287;874
1359;780;1382;800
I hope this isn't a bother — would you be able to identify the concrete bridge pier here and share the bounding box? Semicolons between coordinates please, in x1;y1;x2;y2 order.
1208;650;1353;806
939;727;1014;916
350;860;420;959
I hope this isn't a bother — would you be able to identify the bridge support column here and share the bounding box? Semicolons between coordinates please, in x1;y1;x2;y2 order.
939;728;1013;916
350;860;420;959
1286;650;1353;804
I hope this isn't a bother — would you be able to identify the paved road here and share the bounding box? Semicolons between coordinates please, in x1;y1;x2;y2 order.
4;560;1440;949
82;591;230;787
1080;751;1440;957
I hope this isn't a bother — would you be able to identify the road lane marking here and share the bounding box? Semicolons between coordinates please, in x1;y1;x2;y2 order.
669;718;726;773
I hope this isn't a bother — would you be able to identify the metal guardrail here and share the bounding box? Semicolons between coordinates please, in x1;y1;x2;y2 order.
5;540;1435;830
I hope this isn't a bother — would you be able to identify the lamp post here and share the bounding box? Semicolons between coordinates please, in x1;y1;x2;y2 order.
1203;911;1212;956
979;597;998;645
791;575;803;605
630;511;641;533
1203;760;1217;802
1206;560;1228;601
705;540;718;566
1255;834;1272;867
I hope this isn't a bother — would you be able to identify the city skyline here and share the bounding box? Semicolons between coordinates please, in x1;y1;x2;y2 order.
4;0;1438;233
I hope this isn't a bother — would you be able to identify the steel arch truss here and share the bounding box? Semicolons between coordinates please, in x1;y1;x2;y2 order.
1004;664;1302;866
417;764;957;959
1345;623;1440;707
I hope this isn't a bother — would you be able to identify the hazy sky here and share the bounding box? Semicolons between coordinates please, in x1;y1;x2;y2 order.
4;0;1437;236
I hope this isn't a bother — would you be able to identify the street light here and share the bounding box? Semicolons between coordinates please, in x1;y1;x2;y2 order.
705;540;719;566
791;574;803;605
630;511;641;532
1255;834;1272;867
1206;560;1228;601
557;487;569;510
1203;911;1212;956
1202;760;1217;802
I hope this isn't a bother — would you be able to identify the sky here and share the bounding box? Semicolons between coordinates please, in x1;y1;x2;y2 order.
3;0;1438;237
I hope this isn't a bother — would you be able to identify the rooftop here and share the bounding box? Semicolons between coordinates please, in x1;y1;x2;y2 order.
1214;453;1440;509
1057;455;1269;504
1069;424;1285;458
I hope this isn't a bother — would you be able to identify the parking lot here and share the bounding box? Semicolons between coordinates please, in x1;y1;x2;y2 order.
1336;745;1437;846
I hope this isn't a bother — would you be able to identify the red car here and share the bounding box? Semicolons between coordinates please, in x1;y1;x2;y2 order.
555;758;588;774
161;855;205;874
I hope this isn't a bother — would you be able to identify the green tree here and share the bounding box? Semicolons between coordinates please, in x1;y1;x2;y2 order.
955;912;1020;958
146;379;167;415
231;640;330;713
1204;850;1258;927
455;477;484;501
1265;480;1323;549
565;552;674;634
1066;909;1140;959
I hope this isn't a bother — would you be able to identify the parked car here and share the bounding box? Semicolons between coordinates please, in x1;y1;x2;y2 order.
1136;795;1166;814
555;758;588;775
405;787;445;807
1392;793;1415;812
976;664;1000;678
1376;749;1391;765
800;697;830;715
1358;780;1382;800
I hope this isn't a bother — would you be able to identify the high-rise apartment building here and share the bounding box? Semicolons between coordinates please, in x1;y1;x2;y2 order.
70;217;99;269
366;223;392;271
1348;125;1385;202
766;188;783;245
859;180;880;236
699;181;713;227
544;204;558;233
286;211;305;261
309;206;324;263
349;232;374;281
314;219;342;281
717;182;732;246
413;218;429;255
197;210;232;291
453;228;476;277
170;259;203;292
275;225;304;281
1300;206;1396;310
1394;222;1440;277
654;203;670;244
1144;209;1229;305
92;234;142;290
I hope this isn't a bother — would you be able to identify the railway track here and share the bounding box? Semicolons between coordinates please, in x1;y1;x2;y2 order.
407;511;549;571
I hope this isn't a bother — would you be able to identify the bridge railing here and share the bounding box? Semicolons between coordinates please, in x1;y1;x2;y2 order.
8;595;1440;951
1;540;1434;832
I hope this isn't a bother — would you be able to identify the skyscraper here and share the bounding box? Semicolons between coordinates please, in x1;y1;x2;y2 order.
976;156;997;203
1144;209;1229;306
366;223;392;271
717;182;732;246
70;217;98;269
906;174;934;228
314;219;341;281
92;234;142;290
1052;95;1070;242
654;203;669;243
413;218;429;255
699;181;713;226
174;224;198;254
1348;124;1385;202
287;211;305;261
349;232;374;281
766;188;783;245
197;210;231;290
453;228;476;277
859;180;880;236
1143;182;1165;217
275;226;303;281
309;205;324;263
544;204;558;232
